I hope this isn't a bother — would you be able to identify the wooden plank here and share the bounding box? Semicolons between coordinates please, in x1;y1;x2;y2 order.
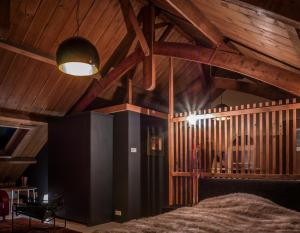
198;111;202;173
241;105;245;174
253;104;257;174
259;103;263;174
154;42;300;96
286;99;290;175
143;5;156;91
188;114;192;204
279;100;283;175
164;0;223;47
271;101;277;174
71;49;145;113
286;25;300;59
265;102;270;174
293;98;297;174
193;112;197;204
168;56;174;205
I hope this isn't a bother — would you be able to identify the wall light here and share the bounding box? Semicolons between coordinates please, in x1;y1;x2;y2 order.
187;114;198;125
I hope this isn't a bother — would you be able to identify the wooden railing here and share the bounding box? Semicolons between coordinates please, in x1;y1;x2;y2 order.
169;99;300;206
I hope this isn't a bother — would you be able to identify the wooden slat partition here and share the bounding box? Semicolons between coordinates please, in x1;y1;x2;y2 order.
169;99;300;206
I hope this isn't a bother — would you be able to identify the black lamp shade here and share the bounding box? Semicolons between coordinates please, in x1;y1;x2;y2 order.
56;37;100;76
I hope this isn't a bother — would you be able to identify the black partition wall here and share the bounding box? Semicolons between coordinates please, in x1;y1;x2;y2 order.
48;112;113;226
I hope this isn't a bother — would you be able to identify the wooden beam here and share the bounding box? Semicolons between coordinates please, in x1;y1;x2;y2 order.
94;103;168;119
71;49;145;113
163;0;223;47
154;42;300;96
0;157;37;164
128;6;150;56
0;39;56;65
0;0;10;38
127;78;133;104
143;5;156;91
0;107;48;128
214;77;294;100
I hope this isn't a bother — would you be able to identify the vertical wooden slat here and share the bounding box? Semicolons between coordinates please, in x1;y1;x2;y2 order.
271;101;276;174
259;103;263;174
207;109;211;172
241;105;245;174
286;99;290;174
246;104;251;174
198;111;202;172
229;107;233;173
218;108;222;174
224;107;228;173
235;106;239;173
213;108;217;173
253;104;257;174
168;57;174;205
184;112;188;205
279;100;283;175
293;98;297;174
193;111;197;204
175;113;179;205
127;78;133;104
265;102;270;174
188;114;193;204
179;113;183;205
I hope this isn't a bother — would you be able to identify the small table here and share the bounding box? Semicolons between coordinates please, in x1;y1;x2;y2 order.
2;187;37;214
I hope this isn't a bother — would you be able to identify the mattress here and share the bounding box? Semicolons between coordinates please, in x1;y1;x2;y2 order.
95;193;300;233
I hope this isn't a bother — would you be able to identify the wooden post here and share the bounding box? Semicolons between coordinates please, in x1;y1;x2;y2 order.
168;57;174;205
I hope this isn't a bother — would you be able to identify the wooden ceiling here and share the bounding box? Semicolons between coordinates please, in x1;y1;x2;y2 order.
0;0;300;184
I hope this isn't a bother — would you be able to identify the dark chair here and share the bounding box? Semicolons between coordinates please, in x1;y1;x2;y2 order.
12;194;66;232
0;190;9;221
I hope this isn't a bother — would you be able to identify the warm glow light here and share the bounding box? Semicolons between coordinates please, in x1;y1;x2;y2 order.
187;114;198;125
59;62;98;76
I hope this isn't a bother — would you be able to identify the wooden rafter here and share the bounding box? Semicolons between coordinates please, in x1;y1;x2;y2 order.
158;24;174;42
143;5;156;91
0;107;48;128
0;40;56;65
154;42;300;97
286;25;300;59
162;0;223;47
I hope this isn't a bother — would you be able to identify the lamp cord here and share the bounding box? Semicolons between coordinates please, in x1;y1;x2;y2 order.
75;0;80;36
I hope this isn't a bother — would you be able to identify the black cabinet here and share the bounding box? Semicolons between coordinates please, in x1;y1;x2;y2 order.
48;112;113;226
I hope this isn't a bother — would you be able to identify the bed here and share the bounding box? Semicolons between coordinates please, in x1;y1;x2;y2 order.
96;193;300;233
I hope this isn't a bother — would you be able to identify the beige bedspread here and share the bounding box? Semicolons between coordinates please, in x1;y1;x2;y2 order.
96;193;300;233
